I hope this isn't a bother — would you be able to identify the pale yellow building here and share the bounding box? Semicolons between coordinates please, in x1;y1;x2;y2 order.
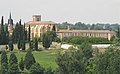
57;30;115;40
25;15;58;39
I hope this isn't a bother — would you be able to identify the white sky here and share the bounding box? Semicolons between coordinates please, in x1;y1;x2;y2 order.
0;0;120;24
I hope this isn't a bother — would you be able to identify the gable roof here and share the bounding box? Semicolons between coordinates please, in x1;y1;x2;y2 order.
58;30;115;34
26;21;57;26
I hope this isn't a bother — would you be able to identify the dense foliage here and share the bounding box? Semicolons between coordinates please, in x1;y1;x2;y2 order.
0;16;9;45
62;36;111;44
42;31;58;48
58;22;120;31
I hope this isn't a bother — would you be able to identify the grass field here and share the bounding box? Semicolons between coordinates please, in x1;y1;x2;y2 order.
0;49;61;70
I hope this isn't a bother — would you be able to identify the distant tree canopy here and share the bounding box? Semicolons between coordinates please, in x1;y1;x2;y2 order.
62;36;111;44
58;22;120;31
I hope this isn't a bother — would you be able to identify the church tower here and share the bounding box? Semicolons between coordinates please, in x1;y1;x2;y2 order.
8;12;14;35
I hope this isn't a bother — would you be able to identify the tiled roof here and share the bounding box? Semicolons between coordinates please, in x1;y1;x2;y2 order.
58;30;115;33
26;21;57;26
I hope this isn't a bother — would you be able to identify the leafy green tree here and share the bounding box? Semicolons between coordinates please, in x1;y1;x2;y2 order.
80;42;93;59
1;63;8;74
96;48;120;74
19;57;24;71
24;50;36;70
9;53;18;65
29;63;44;74
42;32;52;48
56;49;85;74
1;50;8;64
42;31;57;48
8;64;19;74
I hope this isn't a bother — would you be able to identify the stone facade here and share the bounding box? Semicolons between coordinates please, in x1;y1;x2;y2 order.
57;30;116;40
25;15;58;39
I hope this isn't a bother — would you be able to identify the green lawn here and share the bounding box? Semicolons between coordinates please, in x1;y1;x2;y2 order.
0;49;62;70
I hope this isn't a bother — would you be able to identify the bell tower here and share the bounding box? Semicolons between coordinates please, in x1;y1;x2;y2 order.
8;12;14;35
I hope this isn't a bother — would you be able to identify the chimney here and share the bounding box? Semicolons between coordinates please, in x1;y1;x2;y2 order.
32;15;41;22
67;24;70;30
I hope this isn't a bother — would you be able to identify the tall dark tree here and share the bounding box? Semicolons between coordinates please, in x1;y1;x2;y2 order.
17;39;22;50
34;37;38;50
8;41;14;51
12;20;24;43
0;16;4;33
12;22;19;43
22;23;26;50
0;16;8;45
28;25;31;42
24;50;36;70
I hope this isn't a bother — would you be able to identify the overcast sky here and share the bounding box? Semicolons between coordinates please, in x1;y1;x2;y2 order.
0;0;120;24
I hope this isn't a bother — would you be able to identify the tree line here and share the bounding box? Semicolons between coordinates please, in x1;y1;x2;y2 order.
62;36;111;44
58;22;120;31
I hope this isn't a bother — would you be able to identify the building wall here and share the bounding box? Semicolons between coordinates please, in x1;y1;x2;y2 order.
57;31;115;40
26;24;58;39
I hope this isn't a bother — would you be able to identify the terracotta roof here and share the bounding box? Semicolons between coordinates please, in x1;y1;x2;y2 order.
26;21;57;26
58;30;115;33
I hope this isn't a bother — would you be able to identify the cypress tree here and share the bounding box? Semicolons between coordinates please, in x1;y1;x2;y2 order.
9;53;18;65
8;53;19;74
8;41;14;51
24;50;36;70
1;50;8;64
34;37;38;50
0;16;4;33
17;39;21;50
0;16;7;45
28;25;31;42
22;23;26;50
